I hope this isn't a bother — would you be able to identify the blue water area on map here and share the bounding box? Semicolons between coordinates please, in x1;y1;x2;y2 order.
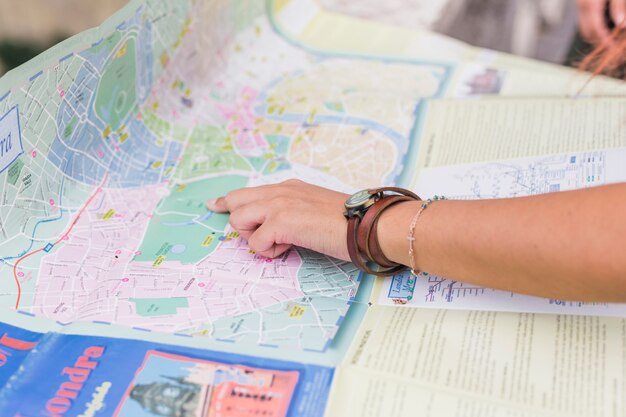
256;106;408;147
46;8;179;187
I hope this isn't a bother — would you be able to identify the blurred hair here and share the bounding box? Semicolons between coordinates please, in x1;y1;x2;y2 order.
579;27;626;79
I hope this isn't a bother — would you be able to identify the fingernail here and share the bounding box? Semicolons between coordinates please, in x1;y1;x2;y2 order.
206;198;216;209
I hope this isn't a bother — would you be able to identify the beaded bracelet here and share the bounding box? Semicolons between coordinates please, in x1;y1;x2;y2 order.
406;195;445;276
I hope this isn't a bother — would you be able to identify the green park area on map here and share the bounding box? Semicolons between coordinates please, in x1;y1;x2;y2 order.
135;175;247;264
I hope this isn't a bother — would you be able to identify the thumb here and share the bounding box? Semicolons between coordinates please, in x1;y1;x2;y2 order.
206;197;229;213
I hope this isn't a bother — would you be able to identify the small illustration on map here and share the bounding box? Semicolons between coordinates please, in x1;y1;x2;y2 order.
114;351;299;417
456;65;504;96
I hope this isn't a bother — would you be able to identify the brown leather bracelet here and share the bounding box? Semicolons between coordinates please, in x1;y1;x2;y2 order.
362;187;420;268
357;195;413;267
347;215;371;273
345;187;421;276
367;187;420;200
348;214;405;276
357;194;411;267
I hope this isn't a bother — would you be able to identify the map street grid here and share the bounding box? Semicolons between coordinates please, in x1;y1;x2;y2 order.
0;0;451;351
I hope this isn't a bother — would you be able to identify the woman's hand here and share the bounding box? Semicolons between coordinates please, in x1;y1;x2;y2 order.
206;179;351;261
578;0;626;44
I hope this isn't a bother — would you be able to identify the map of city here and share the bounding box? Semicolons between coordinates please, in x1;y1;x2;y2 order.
0;0;450;351
380;147;626;316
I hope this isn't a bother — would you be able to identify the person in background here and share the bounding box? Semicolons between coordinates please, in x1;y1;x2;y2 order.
207;25;626;304
577;0;625;44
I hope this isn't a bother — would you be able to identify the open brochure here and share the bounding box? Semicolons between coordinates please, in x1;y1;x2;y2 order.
0;0;625;416
0;317;332;417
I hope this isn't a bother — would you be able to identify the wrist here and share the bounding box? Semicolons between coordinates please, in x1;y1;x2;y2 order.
376;200;423;268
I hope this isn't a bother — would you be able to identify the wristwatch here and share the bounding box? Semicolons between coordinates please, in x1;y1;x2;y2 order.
344;189;379;218
344;187;420;276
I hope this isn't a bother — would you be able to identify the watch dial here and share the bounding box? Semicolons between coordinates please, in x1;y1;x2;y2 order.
346;189;371;208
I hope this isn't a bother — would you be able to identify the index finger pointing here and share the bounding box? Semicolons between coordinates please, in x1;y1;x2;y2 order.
206;182;287;213
207;196;229;213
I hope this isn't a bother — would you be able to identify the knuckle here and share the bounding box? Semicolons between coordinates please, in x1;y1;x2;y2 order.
247;234;257;249
247;233;265;252
228;210;242;229
269;196;293;211
222;193;234;207
282;178;303;186
224;187;246;203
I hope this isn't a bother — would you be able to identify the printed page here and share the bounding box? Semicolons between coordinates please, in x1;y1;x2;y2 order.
377;147;626;316
409;97;626;188
326;306;626;417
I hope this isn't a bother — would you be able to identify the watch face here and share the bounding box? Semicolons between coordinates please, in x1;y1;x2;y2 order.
345;189;372;208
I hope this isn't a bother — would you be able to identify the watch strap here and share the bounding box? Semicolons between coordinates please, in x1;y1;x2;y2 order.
368;187;419;200
348;213;405;276
347;215;370;273
346;187;421;277
357;195;414;267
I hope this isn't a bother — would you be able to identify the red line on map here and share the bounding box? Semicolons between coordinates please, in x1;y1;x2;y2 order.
12;172;109;310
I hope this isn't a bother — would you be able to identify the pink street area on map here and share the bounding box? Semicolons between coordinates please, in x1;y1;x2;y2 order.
217;86;267;154
31;183;304;331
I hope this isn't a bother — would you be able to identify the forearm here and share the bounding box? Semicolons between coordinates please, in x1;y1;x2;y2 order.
378;183;626;301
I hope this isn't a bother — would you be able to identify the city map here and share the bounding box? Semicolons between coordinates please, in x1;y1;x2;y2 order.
0;0;450;351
